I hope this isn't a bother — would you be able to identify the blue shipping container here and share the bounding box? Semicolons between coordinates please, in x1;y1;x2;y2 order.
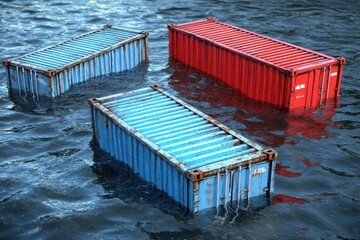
3;25;148;99
89;85;277;212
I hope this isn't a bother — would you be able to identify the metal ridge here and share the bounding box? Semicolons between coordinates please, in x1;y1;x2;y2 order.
169;18;341;75
150;85;264;150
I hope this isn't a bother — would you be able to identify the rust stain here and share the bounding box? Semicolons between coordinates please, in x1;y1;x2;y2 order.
176;162;184;168
130;129;138;134
44;70;56;77
233;141;243;146
98;97;115;104
201;155;269;178
103;108;113;116
3;60;10;67
87;98;97;106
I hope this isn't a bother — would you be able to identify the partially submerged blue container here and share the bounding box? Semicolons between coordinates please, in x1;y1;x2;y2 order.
89;85;277;212
3;25;148;99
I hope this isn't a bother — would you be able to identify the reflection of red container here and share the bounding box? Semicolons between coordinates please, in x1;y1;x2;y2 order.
168;63;337;146
168;18;346;110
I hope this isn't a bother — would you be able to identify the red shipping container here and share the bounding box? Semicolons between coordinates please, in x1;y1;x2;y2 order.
168;18;346;110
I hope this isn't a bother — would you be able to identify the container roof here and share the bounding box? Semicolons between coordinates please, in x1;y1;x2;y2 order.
170;18;338;74
7;26;146;73
92;86;272;175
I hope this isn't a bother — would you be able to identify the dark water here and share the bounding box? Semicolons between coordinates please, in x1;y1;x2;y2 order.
1;0;359;239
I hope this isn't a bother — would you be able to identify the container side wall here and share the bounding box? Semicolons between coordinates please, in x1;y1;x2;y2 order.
169;29;292;109
169;26;343;110
53;38;147;97
92;108;191;209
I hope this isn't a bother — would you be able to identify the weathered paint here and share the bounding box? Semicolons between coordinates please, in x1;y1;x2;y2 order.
89;85;277;212
3;25;149;99
168;18;346;110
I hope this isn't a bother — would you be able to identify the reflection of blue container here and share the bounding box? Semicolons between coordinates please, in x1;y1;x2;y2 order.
89;85;277;213
3;25;148;99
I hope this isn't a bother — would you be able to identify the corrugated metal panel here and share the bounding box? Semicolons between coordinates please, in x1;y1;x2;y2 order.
168;18;346;110
89;85;277;212
3;25;149;99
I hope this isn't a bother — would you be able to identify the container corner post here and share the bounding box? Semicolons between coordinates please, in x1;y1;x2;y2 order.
151;84;162;90
337;57;346;65
207;17;217;22
44;70;56;77
3;60;10;67
144;32;149;61
262;149;278;161
3;60;12;95
287;69;297;77
88;97;98;106
187;169;204;181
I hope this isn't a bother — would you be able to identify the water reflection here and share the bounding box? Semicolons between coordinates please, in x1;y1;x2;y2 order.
167;61;338;147
273;194;309;205
275;163;302;178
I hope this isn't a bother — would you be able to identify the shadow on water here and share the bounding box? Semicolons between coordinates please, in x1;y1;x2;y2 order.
166;61;338;148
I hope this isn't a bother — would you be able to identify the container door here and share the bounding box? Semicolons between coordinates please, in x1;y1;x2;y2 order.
248;161;272;207
325;65;339;101
318;66;337;106
291;73;313;109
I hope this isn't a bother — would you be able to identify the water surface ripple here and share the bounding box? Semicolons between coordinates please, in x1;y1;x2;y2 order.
0;0;359;239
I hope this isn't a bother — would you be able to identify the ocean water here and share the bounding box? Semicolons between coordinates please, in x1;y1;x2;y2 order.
0;0;359;239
